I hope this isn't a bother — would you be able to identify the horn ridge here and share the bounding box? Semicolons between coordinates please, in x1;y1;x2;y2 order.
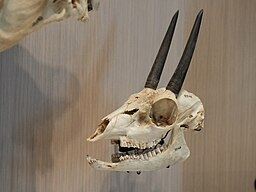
166;10;203;94
144;10;179;90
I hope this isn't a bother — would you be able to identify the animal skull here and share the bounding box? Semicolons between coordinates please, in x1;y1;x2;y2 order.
87;10;204;172
0;0;100;52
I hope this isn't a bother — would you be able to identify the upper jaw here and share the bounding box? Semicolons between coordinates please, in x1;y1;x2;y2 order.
87;112;175;142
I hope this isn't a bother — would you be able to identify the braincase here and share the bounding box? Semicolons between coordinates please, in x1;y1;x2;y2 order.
177;90;203;113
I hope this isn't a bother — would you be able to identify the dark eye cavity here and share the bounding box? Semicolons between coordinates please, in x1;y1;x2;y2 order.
150;98;178;126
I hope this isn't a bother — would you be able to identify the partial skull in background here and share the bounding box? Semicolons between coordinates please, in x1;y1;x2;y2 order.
0;0;100;52
87;10;205;172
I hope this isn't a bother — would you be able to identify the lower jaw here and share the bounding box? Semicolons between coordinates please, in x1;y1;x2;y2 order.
87;147;171;172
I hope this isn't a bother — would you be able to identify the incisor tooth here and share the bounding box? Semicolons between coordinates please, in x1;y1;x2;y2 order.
140;154;145;160
148;152;152;158
152;150;156;156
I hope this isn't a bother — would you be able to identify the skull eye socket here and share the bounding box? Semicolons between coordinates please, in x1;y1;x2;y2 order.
150;98;178;126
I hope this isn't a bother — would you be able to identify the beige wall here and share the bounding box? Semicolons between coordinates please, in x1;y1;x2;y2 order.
0;1;255;192
183;1;256;192
0;1;185;192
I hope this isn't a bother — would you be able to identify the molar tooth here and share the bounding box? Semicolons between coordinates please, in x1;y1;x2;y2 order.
160;146;165;152
156;148;161;154
140;143;145;149
120;156;125;161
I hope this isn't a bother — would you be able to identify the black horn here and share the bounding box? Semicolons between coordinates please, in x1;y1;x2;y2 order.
144;10;179;89
166;10;203;95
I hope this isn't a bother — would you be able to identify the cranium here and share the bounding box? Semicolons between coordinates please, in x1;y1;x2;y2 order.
87;10;205;172
0;0;100;52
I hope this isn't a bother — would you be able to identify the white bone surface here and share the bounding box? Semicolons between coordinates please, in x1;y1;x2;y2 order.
87;88;204;171
0;0;100;52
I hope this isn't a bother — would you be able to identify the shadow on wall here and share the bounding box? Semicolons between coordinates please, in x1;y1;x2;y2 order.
101;172;137;192
0;45;79;192
100;171;171;192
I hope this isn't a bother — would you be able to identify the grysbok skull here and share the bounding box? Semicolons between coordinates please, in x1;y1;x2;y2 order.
87;10;205;172
0;0;100;52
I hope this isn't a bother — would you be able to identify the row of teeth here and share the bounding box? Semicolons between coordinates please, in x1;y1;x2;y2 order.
112;145;167;161
120;139;161;149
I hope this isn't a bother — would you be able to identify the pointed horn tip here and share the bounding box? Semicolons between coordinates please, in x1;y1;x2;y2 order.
172;10;179;21
170;10;179;25
194;9;204;27
198;9;204;17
